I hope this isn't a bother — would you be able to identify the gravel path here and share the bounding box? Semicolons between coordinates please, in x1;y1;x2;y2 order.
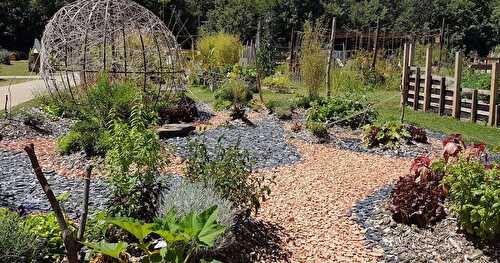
0;149;110;215
352;186;500;262
166;117;301;170
255;140;409;262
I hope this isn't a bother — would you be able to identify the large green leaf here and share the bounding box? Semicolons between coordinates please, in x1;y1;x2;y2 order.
197;206;226;247
82;241;128;260
107;217;154;242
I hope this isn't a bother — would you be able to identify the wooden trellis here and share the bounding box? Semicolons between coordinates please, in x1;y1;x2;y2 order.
40;0;186;104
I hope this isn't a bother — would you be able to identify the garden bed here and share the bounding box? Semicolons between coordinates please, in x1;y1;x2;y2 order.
352;186;500;262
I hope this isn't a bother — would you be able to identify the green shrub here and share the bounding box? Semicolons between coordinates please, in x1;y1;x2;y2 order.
262;72;295;93
197;32;242;69
0;209;40;262
275;106;293;120
186;140;271;216
443;160;500;240
0;49;11;65
363;121;411;148
24;212;76;262
56;116;104;156
158;179;236;228
329;67;367;96
306;121;329;138
83;207;225;263
214;79;253;104
306;96;377;129
462;69;491;90
57;131;82;155
363;122;429;148
300;21;326;98
104;103;164;221
83;76;140;122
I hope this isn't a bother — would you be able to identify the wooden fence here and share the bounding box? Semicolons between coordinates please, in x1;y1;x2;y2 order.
401;45;499;127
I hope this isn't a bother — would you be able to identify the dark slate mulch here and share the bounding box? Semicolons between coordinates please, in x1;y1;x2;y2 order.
0;150;110;215
165;117;301;170
351;186;500;263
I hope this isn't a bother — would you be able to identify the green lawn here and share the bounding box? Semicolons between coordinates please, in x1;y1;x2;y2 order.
366;89;500;150
0;60;31;76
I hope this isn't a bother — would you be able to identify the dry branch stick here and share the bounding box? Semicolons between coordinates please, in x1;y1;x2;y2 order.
77;165;92;263
24;143;79;263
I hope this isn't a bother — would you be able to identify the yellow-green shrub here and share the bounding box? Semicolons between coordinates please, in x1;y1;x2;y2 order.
299;21;326;98
197;32;242;69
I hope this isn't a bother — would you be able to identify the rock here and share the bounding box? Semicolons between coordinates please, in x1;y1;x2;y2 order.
158;123;195;139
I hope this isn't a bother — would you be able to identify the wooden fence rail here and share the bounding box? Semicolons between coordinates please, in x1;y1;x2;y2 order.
401;45;499;127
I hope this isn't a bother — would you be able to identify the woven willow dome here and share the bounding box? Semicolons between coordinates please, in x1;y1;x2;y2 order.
40;0;185;102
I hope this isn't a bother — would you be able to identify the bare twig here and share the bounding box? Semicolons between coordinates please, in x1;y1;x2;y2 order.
24;144;79;263
77;165;92;262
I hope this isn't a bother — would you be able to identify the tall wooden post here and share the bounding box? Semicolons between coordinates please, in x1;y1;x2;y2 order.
438;18;446;70
452;51;463;119
371;18;380;68
256;19;264;103
409;42;416;66
414;67;421;111
488;62;499;126
471;89;478;123
439;77;446;116
326;17;337;98
400;43;410;123
289;26;295;73
423;46;433;111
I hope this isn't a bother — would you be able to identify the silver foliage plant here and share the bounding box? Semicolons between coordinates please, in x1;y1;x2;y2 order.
158;179;236;228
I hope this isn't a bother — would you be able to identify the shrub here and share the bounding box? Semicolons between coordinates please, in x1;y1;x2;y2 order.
406;125;428;143
306;121;329;139
0;49;11;65
306;96;377;129
185;140;271;216
262;72;295;93
157;95;198;124
363;122;411;148
443;157;500;239
83;207;225;263
0;209;40;262
83;76;140;122
214;79;253;105
23;212;74;262
197;32;242;70
300;21;326;98
158;179;236;228
329;67;367;96
57;116;104;156
462;68;491;90
363;122;428;148
104;103;164;221
390;157;447;227
57;130;82;155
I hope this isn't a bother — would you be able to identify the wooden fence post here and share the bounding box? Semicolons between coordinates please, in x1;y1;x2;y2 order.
452;51;463;119
496;105;500;127
439;77;446;116
409;42;416;66
423;46;433;111
488;62;499;126
471;89;478;123
414;67;421;111
326;17;337;98
400;43;410;123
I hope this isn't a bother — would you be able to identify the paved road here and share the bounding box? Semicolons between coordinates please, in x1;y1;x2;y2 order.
0;78;47;108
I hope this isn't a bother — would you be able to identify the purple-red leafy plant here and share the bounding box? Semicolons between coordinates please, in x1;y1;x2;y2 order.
406;125;428;143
